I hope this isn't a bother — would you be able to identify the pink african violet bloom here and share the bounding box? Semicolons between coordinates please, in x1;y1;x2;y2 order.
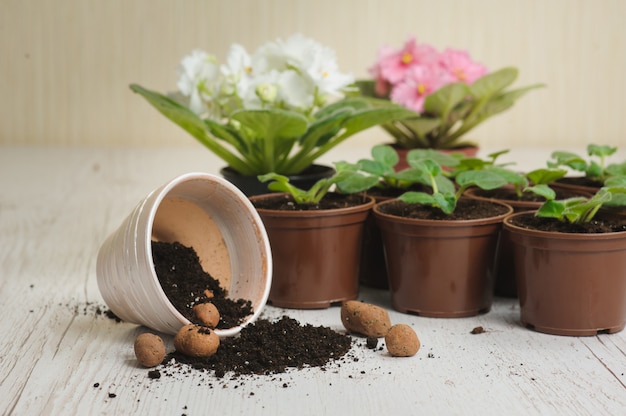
390;65;448;113
377;37;438;85
439;48;488;84
368;45;393;96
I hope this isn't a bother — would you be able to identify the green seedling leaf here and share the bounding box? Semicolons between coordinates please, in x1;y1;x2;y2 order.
406;149;461;168
588;144;617;158
524;184;556;201
456;170;510;191
526;168;567;185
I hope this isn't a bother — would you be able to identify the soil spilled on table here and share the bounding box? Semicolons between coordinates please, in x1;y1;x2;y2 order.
150;241;354;382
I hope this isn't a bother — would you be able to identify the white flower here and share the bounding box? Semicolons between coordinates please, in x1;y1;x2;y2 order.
175;34;354;117
221;44;252;99
176;49;220;115
274;34;354;103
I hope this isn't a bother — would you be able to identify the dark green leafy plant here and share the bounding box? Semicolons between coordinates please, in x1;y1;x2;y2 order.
131;84;416;176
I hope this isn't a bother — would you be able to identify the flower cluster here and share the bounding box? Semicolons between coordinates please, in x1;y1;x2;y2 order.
176;33;354;119
369;37;488;113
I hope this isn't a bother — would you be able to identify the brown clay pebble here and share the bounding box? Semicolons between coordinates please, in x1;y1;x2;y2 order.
134;333;166;367
174;324;220;358
385;324;420;357
340;300;392;338
193;303;220;328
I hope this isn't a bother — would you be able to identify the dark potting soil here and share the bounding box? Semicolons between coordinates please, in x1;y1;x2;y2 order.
151;241;355;381
509;212;626;233
378;198;510;221
164;316;353;378
556;176;603;189
470;187;589;203
251;192;370;211
151;241;252;329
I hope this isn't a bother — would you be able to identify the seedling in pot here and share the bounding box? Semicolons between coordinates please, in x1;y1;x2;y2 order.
534;183;626;224
520;167;569;200
397;149;534;214
398;158;513;214
548;144;625;184
334;144;462;193
258;164;378;205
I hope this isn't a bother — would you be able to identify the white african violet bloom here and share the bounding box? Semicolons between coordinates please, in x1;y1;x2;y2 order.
176;34;353;118
176;49;220;115
274;33;354;106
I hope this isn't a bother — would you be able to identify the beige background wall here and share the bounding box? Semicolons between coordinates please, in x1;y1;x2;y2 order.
2;0;625;148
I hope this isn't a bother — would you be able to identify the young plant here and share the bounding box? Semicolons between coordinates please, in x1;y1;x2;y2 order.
534;185;626;224
334;144;461;192
397;156;515;214
258;164;378;205
520;167;569;200
548;144;623;184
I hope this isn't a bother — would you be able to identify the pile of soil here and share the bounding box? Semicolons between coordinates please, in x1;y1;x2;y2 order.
165;316;353;378
377;198;509;220
151;241;252;329
151;241;354;380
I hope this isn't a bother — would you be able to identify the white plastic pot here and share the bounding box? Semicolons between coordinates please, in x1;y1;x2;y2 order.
96;172;272;337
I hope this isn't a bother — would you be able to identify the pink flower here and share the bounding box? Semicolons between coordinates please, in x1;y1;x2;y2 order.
377;37;438;85
390;65;448;113
439;48;488;84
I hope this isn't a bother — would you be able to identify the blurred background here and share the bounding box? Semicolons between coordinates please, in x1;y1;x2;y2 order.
2;0;625;148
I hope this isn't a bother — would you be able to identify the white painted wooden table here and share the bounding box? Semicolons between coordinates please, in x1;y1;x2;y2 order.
1;145;625;416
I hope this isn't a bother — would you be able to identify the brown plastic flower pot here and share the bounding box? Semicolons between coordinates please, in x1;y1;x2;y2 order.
250;193;375;309
504;211;626;336
359;194;394;289
373;199;512;317
464;186;593;298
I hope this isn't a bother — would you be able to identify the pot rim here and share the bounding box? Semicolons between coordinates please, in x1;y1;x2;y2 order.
250;193;376;218
373;197;513;227
503;210;626;241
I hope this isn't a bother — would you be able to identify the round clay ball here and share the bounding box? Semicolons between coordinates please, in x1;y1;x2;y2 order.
192;302;220;328
385;324;420;357
174;324;220;358
134;333;166;367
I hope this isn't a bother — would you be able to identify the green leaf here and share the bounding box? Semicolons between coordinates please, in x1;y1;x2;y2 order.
526;168;568;185
536;200;565;219
371;144;399;167
406;149;461;168
470;67;518;98
424;82;470;116
433;192;457;214
129;83;251;174
336;173;380;194
230;109;308;141
398;191;436;205
396;118;441;139
524;184;556;201
456;170;509;190
588;144;617;158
